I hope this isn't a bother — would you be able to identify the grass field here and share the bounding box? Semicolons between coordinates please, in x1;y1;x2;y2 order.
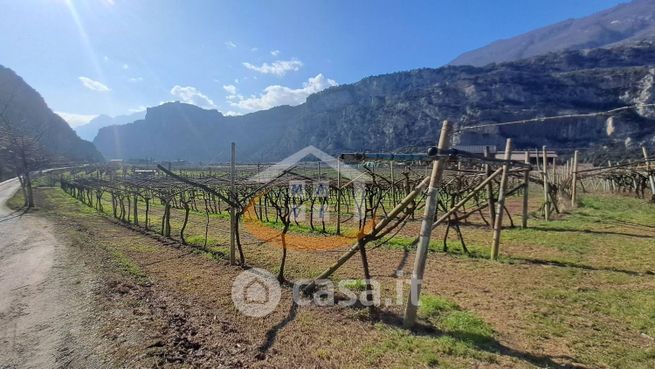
16;184;655;368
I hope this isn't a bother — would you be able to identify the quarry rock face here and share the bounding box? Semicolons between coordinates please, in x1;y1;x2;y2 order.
94;42;655;162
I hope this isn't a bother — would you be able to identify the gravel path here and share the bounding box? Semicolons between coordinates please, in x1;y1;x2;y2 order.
0;179;100;369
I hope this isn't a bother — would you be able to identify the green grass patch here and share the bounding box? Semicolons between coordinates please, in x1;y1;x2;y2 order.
418;294;494;346
6;188;25;210
185;235;219;247
364;293;497;367
108;248;147;282
341;279;367;292
364;324;497;368
419;295;460;318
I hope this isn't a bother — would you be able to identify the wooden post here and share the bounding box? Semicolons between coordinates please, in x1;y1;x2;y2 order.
336;158;342;235
304;176;431;294
230;142;236;265
484;146;496;226
403;120;453;329
571;150;579;208
643;147;655;201
522;151;530;228
390;160;396;206
133;195;138;226
491;139;512;260
542;146;550;221
551;155;557;186
608;160;615;193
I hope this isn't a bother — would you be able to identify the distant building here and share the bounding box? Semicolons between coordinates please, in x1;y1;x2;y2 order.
134;169;157;176
497;150;558;164
109;159;124;167
454;145;497;155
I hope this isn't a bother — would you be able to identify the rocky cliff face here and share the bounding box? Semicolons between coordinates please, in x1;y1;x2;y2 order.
451;0;655;66
94;42;655;163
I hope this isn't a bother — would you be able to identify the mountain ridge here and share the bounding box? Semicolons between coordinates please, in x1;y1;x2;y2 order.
74;111;146;141
451;0;655;66
0;65;104;180
94;41;655;163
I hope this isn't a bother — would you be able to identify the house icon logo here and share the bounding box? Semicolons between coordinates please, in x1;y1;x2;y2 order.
243;145;373;251
231;268;281;317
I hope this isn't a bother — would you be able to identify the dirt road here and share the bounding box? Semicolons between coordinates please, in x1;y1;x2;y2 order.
0;179;99;369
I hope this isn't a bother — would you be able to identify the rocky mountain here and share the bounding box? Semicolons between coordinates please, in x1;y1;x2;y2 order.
451;0;655;67
94;41;655;163
74;111;146;141
0;65;103;180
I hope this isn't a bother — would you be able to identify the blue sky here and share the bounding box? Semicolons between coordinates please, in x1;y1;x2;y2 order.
0;0;626;126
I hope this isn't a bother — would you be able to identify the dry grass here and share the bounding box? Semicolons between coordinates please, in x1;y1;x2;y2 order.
28;185;655;368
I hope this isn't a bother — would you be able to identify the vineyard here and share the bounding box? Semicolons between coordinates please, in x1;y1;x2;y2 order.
55;122;655;330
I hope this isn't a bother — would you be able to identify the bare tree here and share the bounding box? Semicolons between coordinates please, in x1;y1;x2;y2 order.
0;89;49;208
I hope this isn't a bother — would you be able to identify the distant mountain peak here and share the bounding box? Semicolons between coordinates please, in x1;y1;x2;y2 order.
73;110;146;141
450;0;655;66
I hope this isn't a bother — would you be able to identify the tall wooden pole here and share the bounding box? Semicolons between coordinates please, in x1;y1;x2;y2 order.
521;151;530;229
542;146;550;221
608;160;615;192
491;139;512;260
390;160;396;206
484;146;496;226
643;147;655;201
336;158;342;235
403;120;453;329
230;142;236;265
303;176;431;294
571;150;579;208
551;154;557;186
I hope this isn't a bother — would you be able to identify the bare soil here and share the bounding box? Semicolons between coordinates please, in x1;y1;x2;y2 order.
3;184;654;368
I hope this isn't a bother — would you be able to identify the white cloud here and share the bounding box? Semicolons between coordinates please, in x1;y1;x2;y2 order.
79;76;111;92
225;40;237;48
251;47;259;52
56;111;98;128
128;76;143;83
170;85;217;109
230;73;337;112
270;50;280;56
242;59;303;77
122;63;129;70
223;84;237;95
